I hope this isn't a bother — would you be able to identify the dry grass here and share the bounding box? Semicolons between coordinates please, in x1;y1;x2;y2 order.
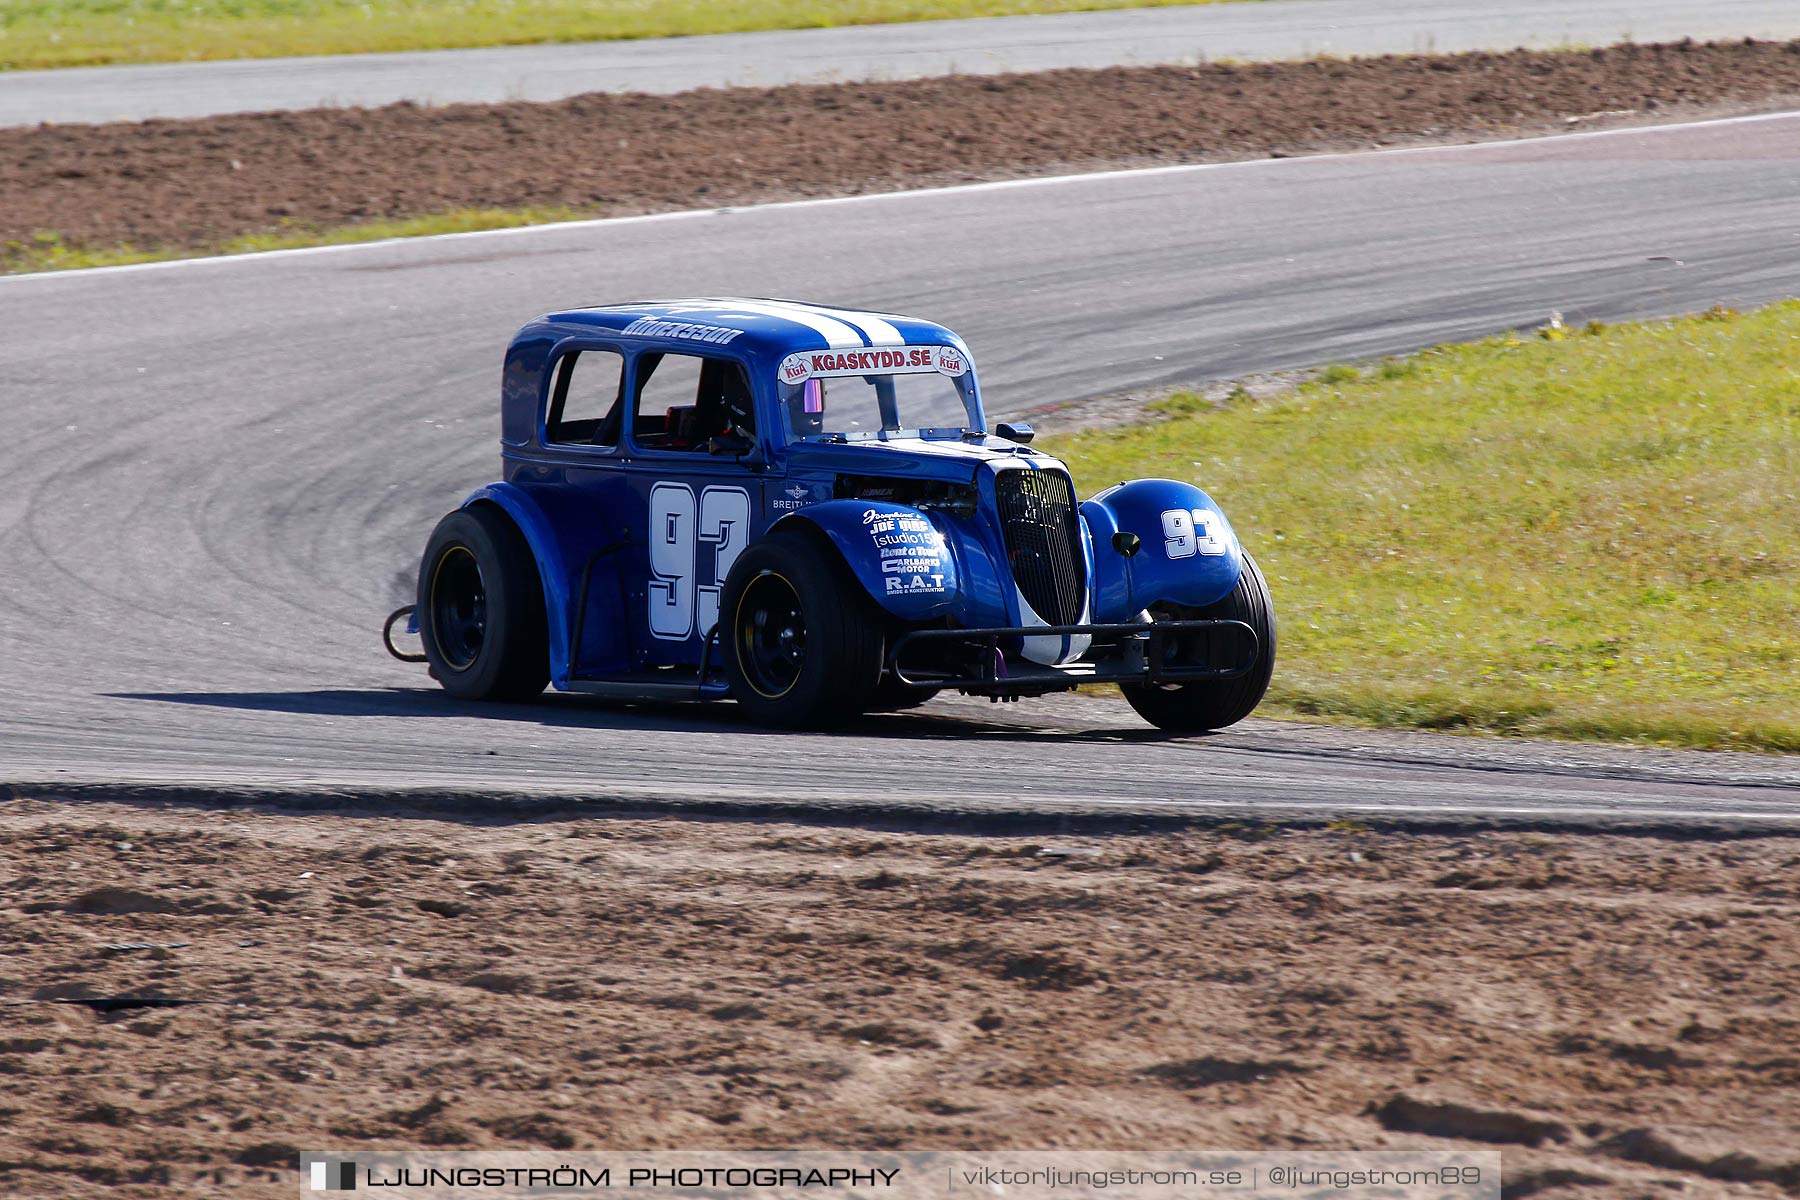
0;0;1248;70
2;207;590;274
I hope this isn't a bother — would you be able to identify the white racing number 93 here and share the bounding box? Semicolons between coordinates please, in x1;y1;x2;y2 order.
649;483;751;639
1161;507;1229;559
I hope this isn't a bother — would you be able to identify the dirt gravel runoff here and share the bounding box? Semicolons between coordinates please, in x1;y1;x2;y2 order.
7;39;1800;262
0;798;1796;1198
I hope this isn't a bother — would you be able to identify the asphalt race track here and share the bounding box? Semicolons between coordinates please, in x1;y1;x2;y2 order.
5;0;1800;126
3;115;1800;827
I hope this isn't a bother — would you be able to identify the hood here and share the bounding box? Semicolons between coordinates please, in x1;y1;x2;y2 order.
783;436;1056;483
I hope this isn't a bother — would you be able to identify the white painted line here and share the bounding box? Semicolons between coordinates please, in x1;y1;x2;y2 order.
6;107;1798;286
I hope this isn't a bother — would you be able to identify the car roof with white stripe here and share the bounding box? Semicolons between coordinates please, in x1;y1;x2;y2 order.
543;297;965;356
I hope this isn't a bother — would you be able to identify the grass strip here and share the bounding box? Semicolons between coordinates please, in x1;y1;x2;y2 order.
3;207;593;273
1044;304;1800;752
0;0;1245;71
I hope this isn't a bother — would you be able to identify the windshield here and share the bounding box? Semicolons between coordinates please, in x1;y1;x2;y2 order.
777;344;980;441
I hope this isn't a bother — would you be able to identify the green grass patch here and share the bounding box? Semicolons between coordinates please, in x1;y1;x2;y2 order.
2;206;592;273
1045;303;1800;753
0;0;1248;71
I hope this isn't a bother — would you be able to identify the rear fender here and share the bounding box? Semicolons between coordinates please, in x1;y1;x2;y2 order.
771;500;960;622
1081;478;1244;621
460;483;578;686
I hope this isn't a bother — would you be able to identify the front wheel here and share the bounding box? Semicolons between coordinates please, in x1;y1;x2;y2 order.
720;532;883;729
1121;551;1276;732
416;505;549;702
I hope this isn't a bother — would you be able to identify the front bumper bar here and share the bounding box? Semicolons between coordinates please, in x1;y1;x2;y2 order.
889;618;1259;691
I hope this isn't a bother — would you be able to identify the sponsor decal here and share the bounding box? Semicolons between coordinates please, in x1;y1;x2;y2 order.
771;482;818;512
621;317;745;345
865;509;949;594
780;345;970;384
873;531;940;549
862;509;938;536
886;574;946;594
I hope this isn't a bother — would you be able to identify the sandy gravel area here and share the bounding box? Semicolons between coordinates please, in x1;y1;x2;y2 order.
0;798;1795;1198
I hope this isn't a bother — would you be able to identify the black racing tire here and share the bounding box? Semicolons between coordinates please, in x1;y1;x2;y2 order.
720;532;883;729
416;505;550;702
1121;551;1276;733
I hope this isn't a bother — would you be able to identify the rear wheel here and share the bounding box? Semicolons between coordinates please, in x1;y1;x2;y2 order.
721;532;882;728
1121;551;1276;732
416;505;549;701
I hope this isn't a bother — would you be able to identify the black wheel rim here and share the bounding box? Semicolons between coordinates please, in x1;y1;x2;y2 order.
430;545;486;671
736;571;806;700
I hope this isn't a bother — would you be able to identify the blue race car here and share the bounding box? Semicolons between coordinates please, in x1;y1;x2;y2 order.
387;299;1273;730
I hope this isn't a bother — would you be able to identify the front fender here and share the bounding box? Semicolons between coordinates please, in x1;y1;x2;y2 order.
1082;479;1244;621
772;500;960;622
461;483;577;685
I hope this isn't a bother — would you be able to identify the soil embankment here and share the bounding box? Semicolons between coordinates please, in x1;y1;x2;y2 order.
5;39;1800;261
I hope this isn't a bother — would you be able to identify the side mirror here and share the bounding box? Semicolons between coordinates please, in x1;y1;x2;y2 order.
705;433;754;457
995;422;1035;444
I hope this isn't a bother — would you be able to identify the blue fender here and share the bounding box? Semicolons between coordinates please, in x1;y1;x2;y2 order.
773;500;961;622
461;483;579;687
1081;479;1244;621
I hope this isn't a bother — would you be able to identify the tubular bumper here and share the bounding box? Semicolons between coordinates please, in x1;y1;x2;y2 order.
890;619;1259;691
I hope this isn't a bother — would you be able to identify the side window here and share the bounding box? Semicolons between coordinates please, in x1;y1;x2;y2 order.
633;352;756;452
546;349;625;446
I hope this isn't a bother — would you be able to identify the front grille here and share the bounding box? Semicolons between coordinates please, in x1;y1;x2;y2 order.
993;468;1085;625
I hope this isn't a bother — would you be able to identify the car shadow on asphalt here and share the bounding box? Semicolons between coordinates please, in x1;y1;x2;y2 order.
106;688;1187;744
